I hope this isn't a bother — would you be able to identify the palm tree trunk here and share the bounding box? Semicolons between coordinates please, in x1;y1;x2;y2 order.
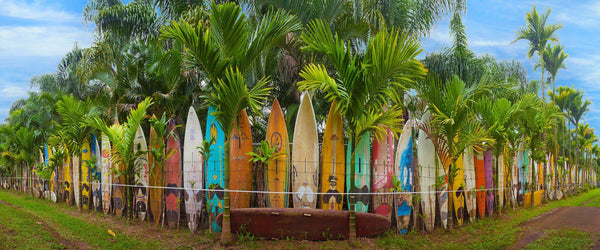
221;141;232;244
348;141;357;242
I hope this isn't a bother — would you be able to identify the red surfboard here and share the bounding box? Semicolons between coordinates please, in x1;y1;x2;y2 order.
474;152;486;218
165;120;182;228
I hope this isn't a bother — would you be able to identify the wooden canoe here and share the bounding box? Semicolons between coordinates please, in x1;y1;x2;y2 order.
266;99;290;208
216;208;391;240
319;101;345;210
166;119;182;228
184;106;204;232
229;109;252;209
148;117;163;224
291;92;319;209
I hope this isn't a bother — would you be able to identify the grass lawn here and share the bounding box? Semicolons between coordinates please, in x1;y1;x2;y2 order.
0;188;598;249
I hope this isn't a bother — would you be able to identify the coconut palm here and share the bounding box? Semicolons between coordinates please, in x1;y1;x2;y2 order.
88;97;153;218
297;19;426;240
513;5;562;103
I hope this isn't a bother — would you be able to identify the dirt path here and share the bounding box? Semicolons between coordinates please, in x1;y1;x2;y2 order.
510;206;600;248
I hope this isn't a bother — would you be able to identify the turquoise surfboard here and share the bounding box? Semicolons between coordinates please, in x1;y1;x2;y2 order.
206;106;225;232
346;133;371;213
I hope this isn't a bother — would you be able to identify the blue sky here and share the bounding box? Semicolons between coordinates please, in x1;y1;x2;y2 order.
0;0;598;133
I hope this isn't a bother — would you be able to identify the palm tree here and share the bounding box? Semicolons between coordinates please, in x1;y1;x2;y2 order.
513;5;562;103
568;94;591;192
298;19;426;240
160;2;300;243
88;97;153;218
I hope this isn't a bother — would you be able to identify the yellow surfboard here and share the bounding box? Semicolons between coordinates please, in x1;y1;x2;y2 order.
266;99;290;208
319;101;345;210
453;153;465;225
82;138;91;210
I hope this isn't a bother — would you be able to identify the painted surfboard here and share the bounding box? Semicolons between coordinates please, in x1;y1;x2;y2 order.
216;208;390;240
184;106;204;232
166;119;182;228
437;156;448;229
266;99;290;208
230;109;252;209
346;133;370;213
517;148;524;201
292;92;319;209
497;154;504;209
206;106;225;232
148;116;163;224
538;161;544;192
73;154;80;208
474;152;486;218
417;123;436;231
463;150;476;222
372;126;394;219
319;101;345;210
134;126;149;221
395;121;413;234
113;118;126;217
63;147;71;204
81;138;91;210
484;150;494;216
512;153;518;205
90;135;102;212
101;133;112;214
523;149;530;194
453;153;465;225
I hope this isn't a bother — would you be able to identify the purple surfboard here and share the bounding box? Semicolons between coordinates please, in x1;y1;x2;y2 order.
484;150;494;216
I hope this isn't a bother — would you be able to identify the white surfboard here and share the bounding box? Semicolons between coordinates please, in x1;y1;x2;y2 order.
73;155;80;207
292;92;319;209
134;126;149;221
101;133;112;214
184;106;204;232
498;154;504;208
418;113;436;232
463;149;476;222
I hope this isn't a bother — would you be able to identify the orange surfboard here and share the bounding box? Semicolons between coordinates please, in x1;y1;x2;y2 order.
230;109;253;208
474;152;486;218
265;99;289;208
319;101;345;210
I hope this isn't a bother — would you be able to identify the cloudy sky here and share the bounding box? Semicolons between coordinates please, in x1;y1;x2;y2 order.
0;0;598;132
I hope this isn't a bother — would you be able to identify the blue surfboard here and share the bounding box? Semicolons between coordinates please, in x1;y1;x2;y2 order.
90;135;102;212
206;106;225;232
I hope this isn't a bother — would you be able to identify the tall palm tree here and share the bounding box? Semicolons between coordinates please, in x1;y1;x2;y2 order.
513;5;562;103
298;19;426;240
88;97;153;218
160;2;296;242
568;94;591;192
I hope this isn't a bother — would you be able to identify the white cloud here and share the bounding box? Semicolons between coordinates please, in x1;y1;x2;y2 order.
0;85;28;98
0;25;92;57
0;0;77;22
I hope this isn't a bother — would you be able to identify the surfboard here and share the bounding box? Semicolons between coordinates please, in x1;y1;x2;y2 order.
474;151;485;218
346;133;370;213
319;101;345;210
206;106;225;232
90;135;102;212
113;118;126;217
148;116;163;224
437;155;448;229
230;109;252;209
73;154;80;208
166;119;182;228
184;106;204;232
417;122;436;231
453;153;465;225
512;154;518;205
463;150;476;222
63;147;71;204
134;126;149;221
395;121;413;234
216;208;390;240
101;133;112;214
266;99;290;208
499;152;506;208
292;92;319;209
484;150;494;216
82;138;91;210
523;149;530;194
372;126;394;219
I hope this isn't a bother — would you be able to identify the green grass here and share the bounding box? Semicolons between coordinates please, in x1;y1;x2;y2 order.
525;229;595;249
0;201;63;249
0;190;163;249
